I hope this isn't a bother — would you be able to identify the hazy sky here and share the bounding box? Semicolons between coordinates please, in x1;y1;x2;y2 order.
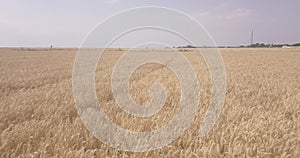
1;0;299;47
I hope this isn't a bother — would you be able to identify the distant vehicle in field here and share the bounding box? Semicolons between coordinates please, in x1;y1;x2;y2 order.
282;46;292;49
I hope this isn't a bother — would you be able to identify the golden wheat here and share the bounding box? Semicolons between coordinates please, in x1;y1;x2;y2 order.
0;48;299;157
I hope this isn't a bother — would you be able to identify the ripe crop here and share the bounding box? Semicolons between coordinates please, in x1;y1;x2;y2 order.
0;48;299;157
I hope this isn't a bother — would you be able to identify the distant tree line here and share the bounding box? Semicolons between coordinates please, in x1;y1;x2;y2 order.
174;43;300;48
247;43;300;48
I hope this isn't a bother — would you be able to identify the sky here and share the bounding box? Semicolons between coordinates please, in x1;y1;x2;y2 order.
0;0;299;47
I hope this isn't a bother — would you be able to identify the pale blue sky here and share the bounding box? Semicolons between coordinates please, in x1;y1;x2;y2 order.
1;0;299;47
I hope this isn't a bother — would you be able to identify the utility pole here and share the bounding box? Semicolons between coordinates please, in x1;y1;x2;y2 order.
251;28;254;46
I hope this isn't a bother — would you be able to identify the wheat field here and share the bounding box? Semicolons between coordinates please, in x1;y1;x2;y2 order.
0;48;299;157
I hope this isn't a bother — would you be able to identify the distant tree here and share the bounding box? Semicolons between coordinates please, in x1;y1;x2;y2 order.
259;43;266;47
249;43;267;48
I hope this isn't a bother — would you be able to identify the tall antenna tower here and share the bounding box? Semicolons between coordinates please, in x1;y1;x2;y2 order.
251;28;254;46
